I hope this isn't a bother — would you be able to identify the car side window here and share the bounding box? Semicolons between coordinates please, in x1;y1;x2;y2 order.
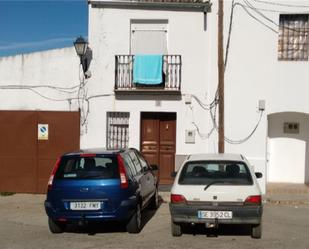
135;151;149;171
129;151;142;174
122;153;137;177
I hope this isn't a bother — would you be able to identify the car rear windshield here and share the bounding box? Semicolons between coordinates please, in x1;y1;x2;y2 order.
54;155;119;180
178;160;253;185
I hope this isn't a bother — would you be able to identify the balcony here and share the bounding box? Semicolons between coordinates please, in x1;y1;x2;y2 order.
115;55;181;94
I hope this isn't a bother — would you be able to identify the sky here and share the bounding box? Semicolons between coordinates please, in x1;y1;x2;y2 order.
0;0;88;57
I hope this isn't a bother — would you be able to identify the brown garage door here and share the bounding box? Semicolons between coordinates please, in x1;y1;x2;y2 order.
0;111;80;194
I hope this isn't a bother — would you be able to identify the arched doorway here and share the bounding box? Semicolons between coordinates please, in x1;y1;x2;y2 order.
267;112;309;183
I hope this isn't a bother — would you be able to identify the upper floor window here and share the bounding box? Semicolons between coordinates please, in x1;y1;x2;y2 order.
130;19;168;55
278;14;309;61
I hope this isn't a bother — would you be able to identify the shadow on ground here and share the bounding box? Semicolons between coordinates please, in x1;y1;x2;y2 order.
61;196;164;235
181;224;252;237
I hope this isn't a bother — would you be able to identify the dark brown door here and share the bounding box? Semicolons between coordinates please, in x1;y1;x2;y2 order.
0;111;37;193
0;111;80;194
36;111;80;193
141;113;176;184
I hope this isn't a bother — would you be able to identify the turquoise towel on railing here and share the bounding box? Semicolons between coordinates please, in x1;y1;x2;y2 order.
133;55;163;85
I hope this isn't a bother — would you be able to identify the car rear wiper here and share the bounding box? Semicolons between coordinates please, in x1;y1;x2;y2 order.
204;181;234;191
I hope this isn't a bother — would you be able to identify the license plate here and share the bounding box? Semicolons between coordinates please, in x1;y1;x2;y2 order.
70;202;101;210
198;210;233;219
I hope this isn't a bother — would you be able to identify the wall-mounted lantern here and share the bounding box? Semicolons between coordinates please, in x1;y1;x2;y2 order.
74;36;90;77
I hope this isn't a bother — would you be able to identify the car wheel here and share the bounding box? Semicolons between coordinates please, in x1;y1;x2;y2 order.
171;221;182;237
48;217;65;234
126;204;142;233
150;187;159;210
251;223;262;239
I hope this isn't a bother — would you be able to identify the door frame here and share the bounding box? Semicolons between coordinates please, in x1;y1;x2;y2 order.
140;112;177;184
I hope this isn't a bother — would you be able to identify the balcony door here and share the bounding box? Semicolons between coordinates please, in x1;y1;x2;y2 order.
130;20;168;55
141;112;176;184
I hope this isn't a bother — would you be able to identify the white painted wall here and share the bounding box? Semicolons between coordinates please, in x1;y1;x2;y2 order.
1;0;309;193
268;138;306;183
85;2;273;192
84;5;216;155
218;0;309;186
0;47;81;111
268;112;309;183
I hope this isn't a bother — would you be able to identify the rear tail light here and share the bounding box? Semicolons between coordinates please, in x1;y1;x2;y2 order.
244;195;262;205
171;194;187;204
47;157;61;191
117;154;129;189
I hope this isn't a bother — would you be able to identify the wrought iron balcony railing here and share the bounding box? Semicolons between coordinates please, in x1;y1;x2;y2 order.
115;55;181;94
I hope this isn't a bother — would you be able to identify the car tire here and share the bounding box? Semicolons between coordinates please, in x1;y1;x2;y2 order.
48;217;65;234
171;221;182;237
150;187;159;210
251;223;262;239
126;204;142;234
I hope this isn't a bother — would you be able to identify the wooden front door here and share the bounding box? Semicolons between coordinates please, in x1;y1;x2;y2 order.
141;113;176;184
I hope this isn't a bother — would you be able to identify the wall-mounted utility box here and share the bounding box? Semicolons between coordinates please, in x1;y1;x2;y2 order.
284;122;299;134
259;100;265;111
185;94;192;105
185;130;195;143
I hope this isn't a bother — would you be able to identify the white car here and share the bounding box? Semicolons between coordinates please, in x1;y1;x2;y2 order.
169;154;263;238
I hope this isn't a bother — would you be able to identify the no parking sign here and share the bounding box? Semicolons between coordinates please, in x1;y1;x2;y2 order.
38;124;49;140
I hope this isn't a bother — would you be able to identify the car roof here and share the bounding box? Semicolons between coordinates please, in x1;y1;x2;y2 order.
185;153;246;162
63;148;129;156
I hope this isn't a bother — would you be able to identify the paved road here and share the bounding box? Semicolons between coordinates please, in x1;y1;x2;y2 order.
0;194;309;249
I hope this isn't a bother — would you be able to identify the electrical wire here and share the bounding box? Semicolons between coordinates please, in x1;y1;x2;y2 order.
243;0;279;26
191;94;216;110
194;0;237;140
0;83;80;94
243;0;309;33
252;0;309;8
223;111;264;144
234;2;278;33
211;107;264;144
0;87;80;102
225;0;235;71
192;121;215;139
239;2;293;13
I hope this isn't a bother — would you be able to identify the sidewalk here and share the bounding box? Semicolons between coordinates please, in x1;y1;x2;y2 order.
266;183;309;205
159;183;309;205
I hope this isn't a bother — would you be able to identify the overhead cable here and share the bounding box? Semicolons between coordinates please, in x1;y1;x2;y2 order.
252;0;309;8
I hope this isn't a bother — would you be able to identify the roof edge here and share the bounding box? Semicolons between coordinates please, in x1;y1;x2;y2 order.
89;0;212;12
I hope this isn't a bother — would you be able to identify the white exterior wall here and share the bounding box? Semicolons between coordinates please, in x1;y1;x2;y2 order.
0;47;80;111
217;1;309;187
2;1;309;193
84;6;217;156
85;1;309;192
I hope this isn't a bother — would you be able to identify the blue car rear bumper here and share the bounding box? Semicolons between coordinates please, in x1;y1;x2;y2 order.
45;198;137;222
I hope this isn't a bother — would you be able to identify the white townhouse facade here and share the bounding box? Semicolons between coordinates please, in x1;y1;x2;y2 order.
1;0;309;193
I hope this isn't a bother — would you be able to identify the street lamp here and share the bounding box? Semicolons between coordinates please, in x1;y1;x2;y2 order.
74;36;88;58
74;36;89;76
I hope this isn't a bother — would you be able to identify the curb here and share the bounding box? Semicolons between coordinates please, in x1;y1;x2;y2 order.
266;199;309;205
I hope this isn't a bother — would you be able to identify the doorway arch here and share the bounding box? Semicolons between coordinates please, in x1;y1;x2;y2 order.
267;112;309;183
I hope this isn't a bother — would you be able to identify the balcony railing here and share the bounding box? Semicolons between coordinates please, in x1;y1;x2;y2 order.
115;55;181;94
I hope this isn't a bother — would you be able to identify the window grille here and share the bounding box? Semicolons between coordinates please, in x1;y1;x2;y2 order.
278;14;309;61
106;112;130;149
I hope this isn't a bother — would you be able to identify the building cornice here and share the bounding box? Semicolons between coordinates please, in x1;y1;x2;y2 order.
89;0;211;12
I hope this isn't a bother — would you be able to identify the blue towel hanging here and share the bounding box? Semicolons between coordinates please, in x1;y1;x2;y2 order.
133;55;163;85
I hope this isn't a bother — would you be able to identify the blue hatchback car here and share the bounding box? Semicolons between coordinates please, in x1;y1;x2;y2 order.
45;148;159;233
